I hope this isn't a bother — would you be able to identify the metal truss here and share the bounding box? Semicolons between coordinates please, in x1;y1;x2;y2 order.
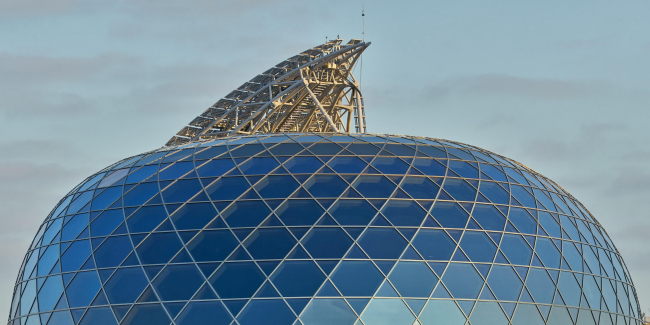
166;39;370;147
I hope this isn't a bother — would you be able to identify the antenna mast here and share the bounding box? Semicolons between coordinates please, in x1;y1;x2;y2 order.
362;5;365;41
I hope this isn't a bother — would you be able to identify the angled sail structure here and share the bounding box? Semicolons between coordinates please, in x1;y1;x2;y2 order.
166;39;370;146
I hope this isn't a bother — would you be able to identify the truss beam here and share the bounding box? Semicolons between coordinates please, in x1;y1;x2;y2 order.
166;39;370;146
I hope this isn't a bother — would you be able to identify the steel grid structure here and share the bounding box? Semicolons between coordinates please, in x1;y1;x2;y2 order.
166;39;369;147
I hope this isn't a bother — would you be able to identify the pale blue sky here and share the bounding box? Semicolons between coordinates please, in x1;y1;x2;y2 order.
1;0;650;317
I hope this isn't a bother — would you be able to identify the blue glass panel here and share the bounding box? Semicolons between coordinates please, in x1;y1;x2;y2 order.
271;261;326;297
561;241;583;272
535;237;561;268
162;148;195;162
469;302;508;325
331;261;384;296
526;268;555;304
382;200;427;227
161;179;202;203
197;159;236;177
511;304;545;325
500;234;532;265
176;301;232;325
134;152;165;166
511;185;536;208
170;203;216;230
255;175;300;198
308;143;344;155
91;187;122;211
37;275;63;312
136;232;182;264
371;157;410;174
412;158;447;176
37;245;59;277
557;271;581;307
411;229;456;260
487;265;522;301
358;228;408;259
67;191;94;215
384;144;416;156
547;306;573;325
126;165;159;184
449;160;479;178
20;280;35;316
330;200;376;226
361;299;415;324
400;177;440;199
460;231;497;263
126;205;168;233
78;308;117;325
284;156;323;173
124;182;160;206
300;299;357;325
195;146;228;160
61;240;91;272
42;218;62;245
121;304;171;325
389;262;437;297
508;208;537;234
238;299;295;325
205;177;249;201
159;162;194;180
243;228;297;259
471;204;505;231
239;157;279;174
47;311;74;325
186;230;238;262
352;175;396;198
417;145;448;158
153;264;204;301
209;262;265;298
94;236;133;268
539;212;560;237
302;228;353;258
91;210;124;237
221;201;271;228
419;300;465;325
447;148;475;160
65;271;101;308
480;164;507;182
229;144;266;157
478;181;509;205
104;267;148;304
61;213;89;241
442;263;483;299
304;175;348;198
431;202;469;228
269;143;305;156
328;156;367;173
443;179;476;201
276;200;324;226
504;168;529;185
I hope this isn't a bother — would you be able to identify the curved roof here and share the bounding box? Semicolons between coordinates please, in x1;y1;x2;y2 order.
166;39;370;146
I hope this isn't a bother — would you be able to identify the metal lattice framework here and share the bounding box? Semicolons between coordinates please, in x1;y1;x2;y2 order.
166;39;370;147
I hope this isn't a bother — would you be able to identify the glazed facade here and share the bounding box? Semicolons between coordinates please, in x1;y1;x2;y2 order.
9;133;642;325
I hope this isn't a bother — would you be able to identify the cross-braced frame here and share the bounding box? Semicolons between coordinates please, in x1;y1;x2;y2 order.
166;39;370;146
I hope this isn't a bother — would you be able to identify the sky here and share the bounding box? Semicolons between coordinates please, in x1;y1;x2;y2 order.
1;0;650;318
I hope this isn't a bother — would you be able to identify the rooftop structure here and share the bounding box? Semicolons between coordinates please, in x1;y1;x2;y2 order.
166;39;369;146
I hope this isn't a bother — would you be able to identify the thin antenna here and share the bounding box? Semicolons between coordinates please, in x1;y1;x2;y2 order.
362;4;365;42
360;5;365;82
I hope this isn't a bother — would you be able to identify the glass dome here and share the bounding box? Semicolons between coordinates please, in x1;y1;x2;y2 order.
9;133;642;325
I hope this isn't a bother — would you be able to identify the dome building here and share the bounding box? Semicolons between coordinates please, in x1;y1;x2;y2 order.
8;40;642;325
